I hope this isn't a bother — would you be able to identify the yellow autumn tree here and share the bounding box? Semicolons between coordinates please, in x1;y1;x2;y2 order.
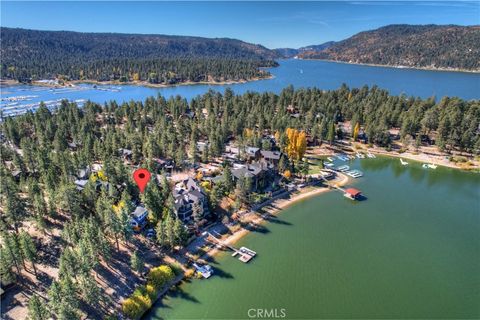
274;130;280;143
244;128;254;139
296;131;307;160
353;122;360;141
285;128;307;161
283;170;292;179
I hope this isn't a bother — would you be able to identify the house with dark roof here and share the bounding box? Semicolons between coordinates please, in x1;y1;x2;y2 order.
232;162;270;192
173;177;209;222
260;150;282;167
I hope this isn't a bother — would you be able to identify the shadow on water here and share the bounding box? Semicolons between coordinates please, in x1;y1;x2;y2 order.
239;221;270;234
212;266;234;279
263;215;293;226
162;285;200;305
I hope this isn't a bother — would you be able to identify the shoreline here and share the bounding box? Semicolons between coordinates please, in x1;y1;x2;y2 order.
0;74;274;89
198;173;349;262
299;58;480;74
363;148;480;171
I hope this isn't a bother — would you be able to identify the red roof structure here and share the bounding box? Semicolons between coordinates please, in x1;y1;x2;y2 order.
344;188;362;197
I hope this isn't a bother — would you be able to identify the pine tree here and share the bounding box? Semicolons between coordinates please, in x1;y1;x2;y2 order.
155;221;166;248
223;166;234;192
327;121;336;145
78;273;101;307
19;231;38;275
28;294;49;320
130;250;144;274
173;217;188;247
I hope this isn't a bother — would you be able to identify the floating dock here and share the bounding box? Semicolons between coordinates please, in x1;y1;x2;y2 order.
204;232;256;263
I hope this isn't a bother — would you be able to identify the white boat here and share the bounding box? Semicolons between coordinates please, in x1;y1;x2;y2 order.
367;153;376;158
345;170;363;178
327;157;334;162
193;263;213;279
427;164;437;169
400;159;409;166
356;152;365;159
324;162;335;168
336;165;350;172
422;163;429;169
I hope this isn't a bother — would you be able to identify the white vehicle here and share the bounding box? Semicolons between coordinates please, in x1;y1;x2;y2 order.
400;159;409;166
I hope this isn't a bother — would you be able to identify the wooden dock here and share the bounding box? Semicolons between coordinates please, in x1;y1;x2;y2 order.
204;232;256;263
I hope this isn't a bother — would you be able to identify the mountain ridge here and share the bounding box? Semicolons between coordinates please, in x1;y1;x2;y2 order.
298;24;480;71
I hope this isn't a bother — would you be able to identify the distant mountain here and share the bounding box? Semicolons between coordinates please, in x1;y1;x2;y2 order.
0;27;279;83
299;25;480;71
274;41;336;58
274;48;301;58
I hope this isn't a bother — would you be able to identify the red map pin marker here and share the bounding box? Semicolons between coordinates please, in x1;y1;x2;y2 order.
133;168;151;193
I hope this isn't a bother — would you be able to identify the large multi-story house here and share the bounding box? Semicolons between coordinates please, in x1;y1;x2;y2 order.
173;178;209;223
231;162;270;192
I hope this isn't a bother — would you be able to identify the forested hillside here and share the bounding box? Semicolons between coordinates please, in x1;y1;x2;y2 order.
0;28;278;83
300;25;480;71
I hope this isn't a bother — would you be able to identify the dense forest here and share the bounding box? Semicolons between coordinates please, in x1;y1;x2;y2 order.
0;28;278;83
299;24;480;71
1;86;479;319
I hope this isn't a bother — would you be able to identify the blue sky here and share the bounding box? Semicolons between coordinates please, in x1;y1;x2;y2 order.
1;1;478;48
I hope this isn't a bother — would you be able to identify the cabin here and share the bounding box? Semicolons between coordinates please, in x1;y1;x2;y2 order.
130;206;148;231
344;188;362;200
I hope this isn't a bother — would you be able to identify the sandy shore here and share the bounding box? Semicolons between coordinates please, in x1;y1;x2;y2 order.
0;75;274;89
364;147;480;170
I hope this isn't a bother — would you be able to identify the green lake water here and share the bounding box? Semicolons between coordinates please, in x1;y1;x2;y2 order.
146;158;480;319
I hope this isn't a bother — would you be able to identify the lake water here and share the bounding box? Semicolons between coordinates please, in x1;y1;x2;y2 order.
145;157;480;319
1;60;479;114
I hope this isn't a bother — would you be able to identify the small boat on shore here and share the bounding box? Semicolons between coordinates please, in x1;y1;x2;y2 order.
400;159;409;166
193;263;213;279
367;152;376;158
427;163;437;169
356;152;366;159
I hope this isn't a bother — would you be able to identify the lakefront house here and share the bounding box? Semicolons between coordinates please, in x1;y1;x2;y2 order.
173;177;209;222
